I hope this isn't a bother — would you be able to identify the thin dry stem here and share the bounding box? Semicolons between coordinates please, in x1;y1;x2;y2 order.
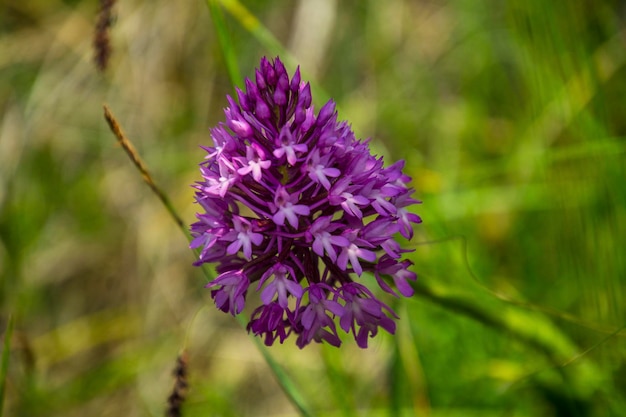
103;104;185;231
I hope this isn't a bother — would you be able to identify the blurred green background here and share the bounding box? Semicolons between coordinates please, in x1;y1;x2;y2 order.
1;0;625;416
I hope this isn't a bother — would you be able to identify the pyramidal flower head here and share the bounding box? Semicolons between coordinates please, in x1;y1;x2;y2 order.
190;57;422;348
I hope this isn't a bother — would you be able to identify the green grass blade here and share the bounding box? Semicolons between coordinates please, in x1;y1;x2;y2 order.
219;0;292;64
235;315;315;417
320;344;356;417
410;277;607;399
0;315;15;417
395;304;428;416
217;0;330;104
206;0;242;88
412;278;573;359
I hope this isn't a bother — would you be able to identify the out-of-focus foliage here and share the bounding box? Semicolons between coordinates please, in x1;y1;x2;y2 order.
0;0;624;416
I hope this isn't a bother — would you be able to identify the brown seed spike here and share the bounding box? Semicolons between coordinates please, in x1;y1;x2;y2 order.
166;352;189;417
93;0;116;72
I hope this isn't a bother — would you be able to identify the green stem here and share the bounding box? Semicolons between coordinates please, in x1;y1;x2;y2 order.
235;316;314;417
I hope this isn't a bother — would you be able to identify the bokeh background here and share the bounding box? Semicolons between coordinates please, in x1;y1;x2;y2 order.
1;0;625;416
